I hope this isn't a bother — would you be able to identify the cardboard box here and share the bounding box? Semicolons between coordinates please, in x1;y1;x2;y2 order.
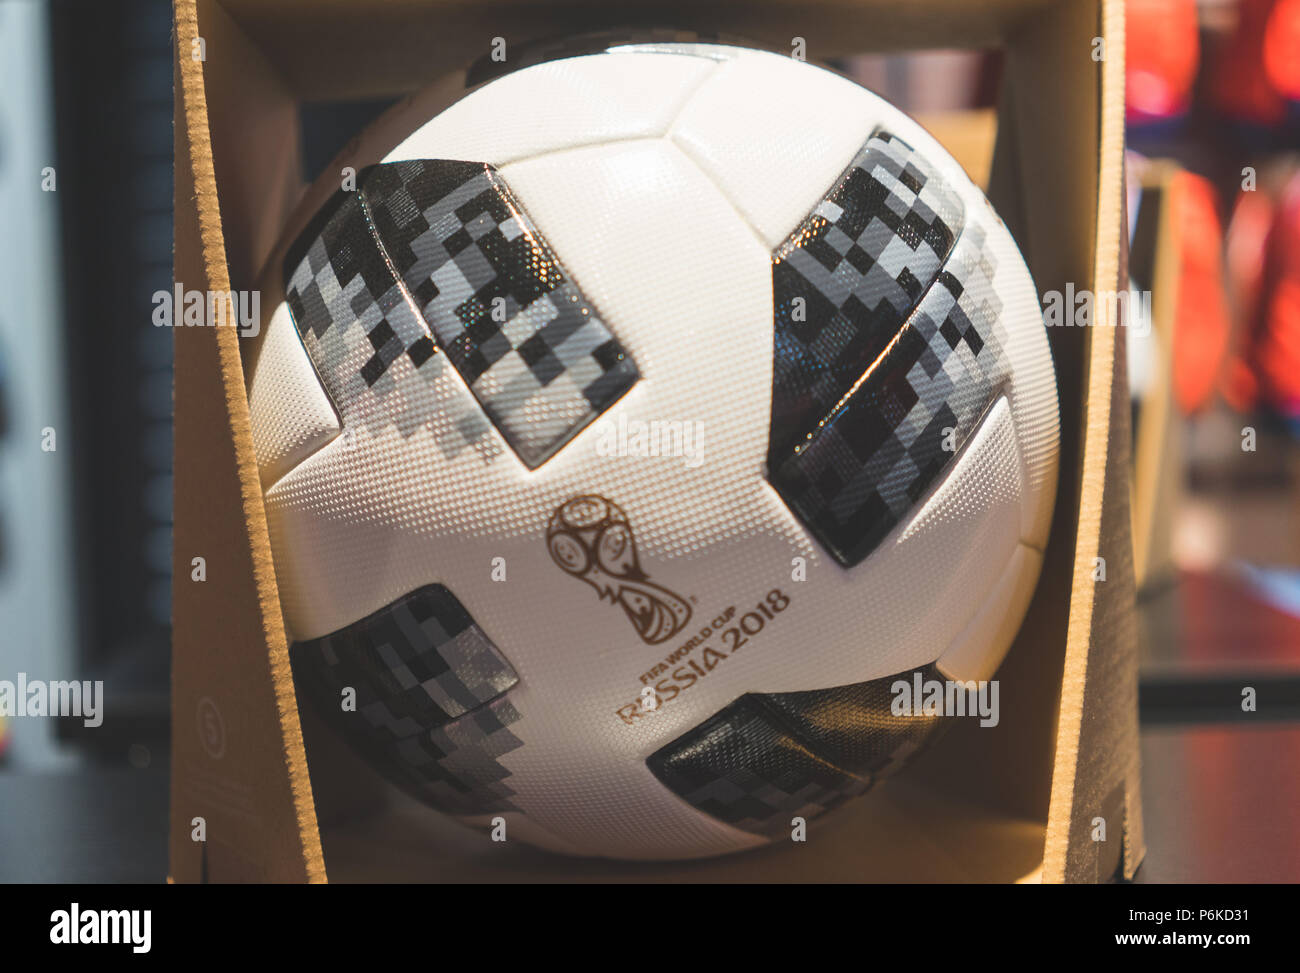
171;0;1141;882
1128;160;1186;594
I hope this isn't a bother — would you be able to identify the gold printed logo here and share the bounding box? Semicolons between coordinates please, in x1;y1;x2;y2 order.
547;495;692;645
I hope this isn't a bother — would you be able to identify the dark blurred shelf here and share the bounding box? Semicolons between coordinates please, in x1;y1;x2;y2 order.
1139;568;1300;723
1135;723;1300;883
1140;568;1300;672
53;639;169;760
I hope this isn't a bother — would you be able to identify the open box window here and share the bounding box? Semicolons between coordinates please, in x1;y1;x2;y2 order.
172;0;1138;883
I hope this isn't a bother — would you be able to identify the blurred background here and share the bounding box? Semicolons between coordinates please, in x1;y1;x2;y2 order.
0;0;1297;880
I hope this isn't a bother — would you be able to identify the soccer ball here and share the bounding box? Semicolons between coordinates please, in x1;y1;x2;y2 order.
245;41;1059;860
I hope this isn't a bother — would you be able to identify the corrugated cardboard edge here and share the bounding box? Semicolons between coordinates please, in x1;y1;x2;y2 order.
1041;0;1146;883
171;0;326;883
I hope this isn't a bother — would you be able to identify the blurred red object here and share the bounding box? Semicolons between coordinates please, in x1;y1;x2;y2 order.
1224;169;1300;419
1212;0;1293;125
1224;189;1276;411
1127;0;1201;122
1264;0;1300;101
1171;172;1234;414
1259;176;1300;416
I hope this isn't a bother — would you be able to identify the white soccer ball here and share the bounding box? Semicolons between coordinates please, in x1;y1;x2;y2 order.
246;42;1059;860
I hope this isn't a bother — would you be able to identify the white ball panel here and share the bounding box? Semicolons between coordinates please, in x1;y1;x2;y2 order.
669;49;888;251
384;52;719;168
936;542;1043;684
955;196;1060;550
247;299;340;488
605;41;740;61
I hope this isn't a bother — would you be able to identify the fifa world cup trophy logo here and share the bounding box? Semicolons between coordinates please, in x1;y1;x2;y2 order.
547;495;692;645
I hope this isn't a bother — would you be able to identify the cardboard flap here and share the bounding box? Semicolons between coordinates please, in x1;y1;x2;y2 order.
1130;161;1187;591
171;0;325;883
1039;0;1145;882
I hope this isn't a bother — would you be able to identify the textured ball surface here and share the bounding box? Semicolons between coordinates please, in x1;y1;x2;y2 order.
246;42;1059;860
